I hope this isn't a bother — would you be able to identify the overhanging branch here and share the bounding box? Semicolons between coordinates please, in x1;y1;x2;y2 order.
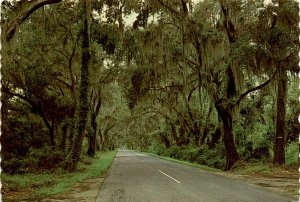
156;0;182;18
5;0;62;41
236;71;277;105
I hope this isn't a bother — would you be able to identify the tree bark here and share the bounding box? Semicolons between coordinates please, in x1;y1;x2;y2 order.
215;102;239;170
87;112;97;156
60;123;68;152
1;93;10;151
87;133;96;156
66;0;91;171
273;65;287;164
87;97;101;156
49;120;55;147
209;126;222;148
273;0;290;165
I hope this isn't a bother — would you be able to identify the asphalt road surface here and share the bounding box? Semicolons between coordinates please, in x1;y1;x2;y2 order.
96;150;296;202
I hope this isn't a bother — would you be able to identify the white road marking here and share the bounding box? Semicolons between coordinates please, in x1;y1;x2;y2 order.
138;159;145;163
158;170;181;184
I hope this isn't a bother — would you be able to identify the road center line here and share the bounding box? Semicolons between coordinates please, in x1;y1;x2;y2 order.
158;170;181;184
138;159;145;163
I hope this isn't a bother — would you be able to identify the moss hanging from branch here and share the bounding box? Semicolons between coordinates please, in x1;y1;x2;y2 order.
5;0;62;42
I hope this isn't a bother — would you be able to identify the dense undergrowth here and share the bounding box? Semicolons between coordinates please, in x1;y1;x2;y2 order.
144;142;298;170
1;150;117;201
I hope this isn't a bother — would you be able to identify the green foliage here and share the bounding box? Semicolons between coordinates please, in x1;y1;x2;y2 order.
250;122;270;149
28;147;65;170
91;22;121;55
2;151;117;199
2;0;298;175
1;173;56;192
37;150;116;196
147;143;165;156
194;144;226;169
232;163;272;175
2;147;65;174
146;153;220;173
286;143;298;166
146;144;225;169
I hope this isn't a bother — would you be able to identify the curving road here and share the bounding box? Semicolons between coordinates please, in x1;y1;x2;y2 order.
96;150;297;202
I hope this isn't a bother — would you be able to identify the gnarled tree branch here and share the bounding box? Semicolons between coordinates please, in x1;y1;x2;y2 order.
5;0;62;41
236;71;277;105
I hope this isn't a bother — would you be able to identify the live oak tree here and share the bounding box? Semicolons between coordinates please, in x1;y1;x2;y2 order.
272;0;299;164
1;1;84;171
1;0;299;173
65;0;92;171
124;0;281;169
2;0;62;42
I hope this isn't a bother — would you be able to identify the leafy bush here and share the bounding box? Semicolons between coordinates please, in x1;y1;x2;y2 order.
286;142;298;166
2;155;23;174
253;146;270;159
180;147;199;162
195;144;225;169
154;144;226;169
251;122;271;149
2;147;65;174
147;144;165;155
163;145;182;159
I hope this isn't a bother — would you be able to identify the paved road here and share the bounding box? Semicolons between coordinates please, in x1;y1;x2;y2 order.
96;150;296;202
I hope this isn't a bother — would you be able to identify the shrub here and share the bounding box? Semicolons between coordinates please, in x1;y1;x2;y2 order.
194;144;225;169
146;142;226;170
286;142;298;166
253;146;270;159
239;142;254;160
180;147;199;162
163;145;181;159
147;144;165;155
2;147;65;174
36;150;65;170
162;144;226;169
250;122;271;149
2;155;23;174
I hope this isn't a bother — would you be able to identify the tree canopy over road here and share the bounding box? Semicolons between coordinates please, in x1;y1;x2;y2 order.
1;0;299;175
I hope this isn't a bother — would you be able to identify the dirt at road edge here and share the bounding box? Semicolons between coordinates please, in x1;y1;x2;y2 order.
40;177;105;202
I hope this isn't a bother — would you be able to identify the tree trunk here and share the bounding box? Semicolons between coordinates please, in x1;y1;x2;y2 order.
40;113;55;148
273;0;290;165
87;118;96;156
49;122;55;148
97;128;102;151
65;0;91;171
209;126;221;148
215;103;239;170
87;97;101;156
273;65;287;164
201;127;208;145
60;123;68;152
87;133;96;156
1;93;9;152
200;104;213;145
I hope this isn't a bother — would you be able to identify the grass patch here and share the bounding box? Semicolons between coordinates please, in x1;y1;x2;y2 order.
232;163;273;175
143;152;221;172
36;150;117;196
2;150;117;200
2;173;57;191
231;160;298;176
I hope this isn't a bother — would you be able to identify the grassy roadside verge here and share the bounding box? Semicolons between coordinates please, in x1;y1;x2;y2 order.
142;152;221;172
142;151;297;176
142;151;298;196
2;150;117;201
